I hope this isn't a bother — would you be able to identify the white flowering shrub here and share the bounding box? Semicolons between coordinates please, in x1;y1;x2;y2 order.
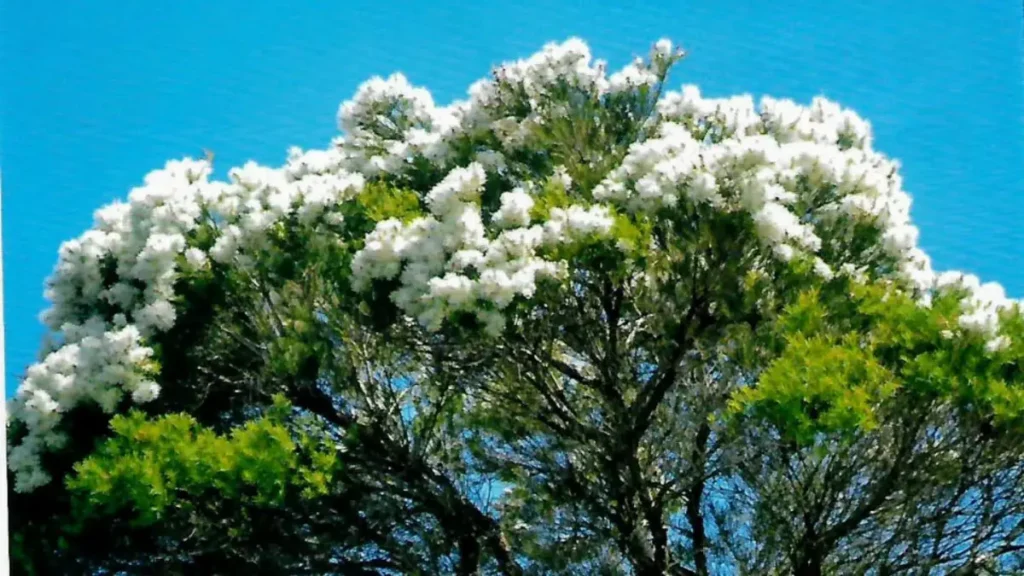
11;38;1024;575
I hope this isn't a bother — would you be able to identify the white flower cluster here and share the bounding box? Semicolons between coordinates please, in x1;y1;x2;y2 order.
41;159;210;335
351;163;611;335
597;85;925;278
493;38;610;102
14;160;210;492
10;323;158;491
10;37;1017;493
492;188;535;228
608;57;660;94
11;153;365;491
336;73;463;175
205;157;365;263
596;83;1016;344
483;38;681;152
933;272;1014;352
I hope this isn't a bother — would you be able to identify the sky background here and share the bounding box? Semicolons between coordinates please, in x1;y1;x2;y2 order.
2;1;1022;397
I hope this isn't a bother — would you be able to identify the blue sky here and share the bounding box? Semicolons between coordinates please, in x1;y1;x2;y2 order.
2;1;1022;396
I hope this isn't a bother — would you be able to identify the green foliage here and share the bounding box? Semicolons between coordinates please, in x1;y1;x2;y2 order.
343;180;424;239
528;175;574;222
66;395;339;529
729;334;897;444
608;210;652;256
731;280;1024;446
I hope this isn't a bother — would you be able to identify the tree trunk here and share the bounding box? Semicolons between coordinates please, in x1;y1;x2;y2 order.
795;554;824;576
456;533;482;576
450;502;522;576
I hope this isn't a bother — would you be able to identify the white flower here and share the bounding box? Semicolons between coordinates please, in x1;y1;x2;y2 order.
652;38;675;60
426;163;487;217
493;189;535;228
185;247;208;268
131;381;161;403
553;166;573;191
985;335;1010;354
449;249;486;272
134;300;177;335
428;273;476;307
609;58;658;93
813;258;834;280
543;205;615;244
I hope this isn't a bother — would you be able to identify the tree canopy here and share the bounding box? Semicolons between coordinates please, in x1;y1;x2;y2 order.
8;38;1024;575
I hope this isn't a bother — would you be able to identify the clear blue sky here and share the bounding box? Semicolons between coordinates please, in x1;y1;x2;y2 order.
2;1;1022;396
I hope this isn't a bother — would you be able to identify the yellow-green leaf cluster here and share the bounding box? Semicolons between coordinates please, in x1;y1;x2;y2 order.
528;176;573;222
66;396;339;528
729;334;897;445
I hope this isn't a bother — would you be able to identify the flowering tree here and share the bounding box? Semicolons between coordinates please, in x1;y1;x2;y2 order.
8;39;1024;575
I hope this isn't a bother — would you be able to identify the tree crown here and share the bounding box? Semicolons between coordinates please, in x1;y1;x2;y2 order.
10;38;1024;575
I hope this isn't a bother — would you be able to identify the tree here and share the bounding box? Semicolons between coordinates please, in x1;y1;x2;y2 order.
8;38;1024;575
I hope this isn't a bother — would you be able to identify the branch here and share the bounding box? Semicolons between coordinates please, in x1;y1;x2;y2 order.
290;382;523;576
819;422;921;549
685;421;712;576
629;295;711;444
